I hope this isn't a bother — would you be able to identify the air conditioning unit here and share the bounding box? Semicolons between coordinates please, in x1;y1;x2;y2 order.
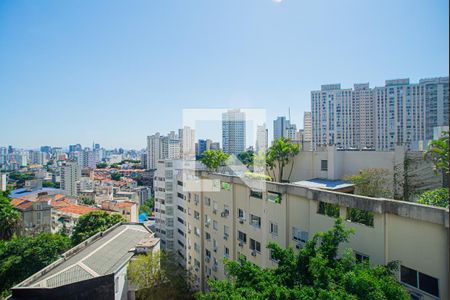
239;218;245;224
239;240;244;247
223;234;228;240
205;222;209;228
221;212;226;217
213;247;218;252
251;250;257;256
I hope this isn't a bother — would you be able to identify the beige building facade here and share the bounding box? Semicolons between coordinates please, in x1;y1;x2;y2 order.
185;172;448;300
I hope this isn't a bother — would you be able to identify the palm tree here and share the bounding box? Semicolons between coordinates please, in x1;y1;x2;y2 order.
266;137;300;182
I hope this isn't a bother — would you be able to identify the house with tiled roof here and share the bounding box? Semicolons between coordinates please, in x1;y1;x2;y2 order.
101;199;138;222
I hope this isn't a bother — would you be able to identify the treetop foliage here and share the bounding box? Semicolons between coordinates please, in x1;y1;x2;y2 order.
197;219;409;300
71;211;126;245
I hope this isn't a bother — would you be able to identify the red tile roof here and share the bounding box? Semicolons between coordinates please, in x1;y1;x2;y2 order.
56;205;99;215
11;198;33;210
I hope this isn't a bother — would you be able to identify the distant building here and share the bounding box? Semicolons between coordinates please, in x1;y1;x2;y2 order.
273;116;290;141
222;109;246;156
311;77;449;151
61;161;81;196
11;223;160;300
255;124;268;152
101;199;138;222
0;173;6;191
77;149;96;169
303;112;312;143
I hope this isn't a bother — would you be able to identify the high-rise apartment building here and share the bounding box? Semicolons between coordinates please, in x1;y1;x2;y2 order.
180;126;196;159
153;159;187;266
61;161;81;196
0;173;6;191
185;172;448;299
303;112;312;143
147;133;162;170
311;77;449;151
77;149;96;169
222;109;246;156
197;139;212;157
255;124;268;153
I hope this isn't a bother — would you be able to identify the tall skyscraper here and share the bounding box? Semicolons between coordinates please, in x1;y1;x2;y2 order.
273;116;290;141
222;109;246;156
311;77;449;151
147;133;162;170
255;124;268;152
303;112;312;143
61;161;81;196
77;149;97;169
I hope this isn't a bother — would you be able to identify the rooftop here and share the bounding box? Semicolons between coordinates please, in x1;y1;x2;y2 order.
292;178;354;191
55;204;99;215
15;223;158;290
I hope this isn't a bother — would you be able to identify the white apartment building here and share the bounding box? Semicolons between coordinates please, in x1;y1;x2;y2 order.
311;77;449;151
61;161;81;197
303;111;312;143
77;149;96;169
185;172;448;299
147;133;162;170
222;109;246;156
0;173;6;191
311;84;354;149
153;159;187;267
255;124;268;153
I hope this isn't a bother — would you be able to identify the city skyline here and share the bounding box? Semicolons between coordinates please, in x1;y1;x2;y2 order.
0;0;448;148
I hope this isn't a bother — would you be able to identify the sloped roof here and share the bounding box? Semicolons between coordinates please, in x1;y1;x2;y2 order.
16;223;158;289
56;204;98;215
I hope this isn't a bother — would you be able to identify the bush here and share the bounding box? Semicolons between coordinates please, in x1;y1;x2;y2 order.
417;188;449;208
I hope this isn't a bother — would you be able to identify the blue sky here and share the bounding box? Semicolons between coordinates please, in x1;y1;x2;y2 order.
0;0;448;149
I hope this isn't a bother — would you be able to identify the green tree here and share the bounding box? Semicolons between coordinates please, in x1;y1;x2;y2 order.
111;172;122;181
237;150;255;168
0;194;20;241
0;233;70;297
128;250;194;300
345;168;393;198
200;150;230;172
425;131;449;174
417;188;449;208
140;197;154;215
96;162;108;169
266;137;300;182
42;181;60;188
71;211;126;245
197;219;409;300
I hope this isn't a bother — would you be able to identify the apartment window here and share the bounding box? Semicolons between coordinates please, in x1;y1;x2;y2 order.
194;211;200;220
269;222;278;236
204;197;211;206
205;249;211;259
250;190;263;199
213;220;218;230
221;182;231;191
354;252;370;264
238;231;247;243
267;191;282;204
224;246;230;258
249;239;261;252
194;242;200;253
238;208;245;219
317;201;340;218
321;160;328;171
194;227;200;236
269;249;277;262
177;217;184;224
213;201;218;213
249;214;261;228
347;207;374;227
205;232;211;241
292;227;308;243
400;266;439;297
223;205;230;215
